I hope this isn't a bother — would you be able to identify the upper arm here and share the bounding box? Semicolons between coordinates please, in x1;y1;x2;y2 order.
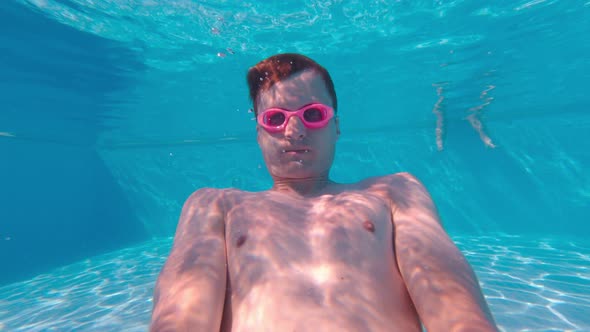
389;173;498;332
150;188;227;332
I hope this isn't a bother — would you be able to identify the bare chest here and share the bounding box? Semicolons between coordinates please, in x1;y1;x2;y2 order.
225;192;395;290
219;191;420;331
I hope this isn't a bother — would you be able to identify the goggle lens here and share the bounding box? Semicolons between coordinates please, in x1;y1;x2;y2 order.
266;112;286;126
303;107;324;123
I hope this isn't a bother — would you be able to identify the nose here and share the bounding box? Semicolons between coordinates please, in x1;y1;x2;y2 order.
284;114;306;140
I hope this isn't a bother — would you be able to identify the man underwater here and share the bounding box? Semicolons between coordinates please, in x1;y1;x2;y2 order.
150;53;498;332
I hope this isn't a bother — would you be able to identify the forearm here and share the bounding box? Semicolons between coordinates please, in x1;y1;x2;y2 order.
150;260;227;332
399;236;497;332
151;188;228;331
150;280;226;331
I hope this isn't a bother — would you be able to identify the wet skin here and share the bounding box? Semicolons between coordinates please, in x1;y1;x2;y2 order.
219;179;421;332
150;69;498;332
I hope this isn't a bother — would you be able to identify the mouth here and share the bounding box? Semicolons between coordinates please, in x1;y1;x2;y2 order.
282;148;311;154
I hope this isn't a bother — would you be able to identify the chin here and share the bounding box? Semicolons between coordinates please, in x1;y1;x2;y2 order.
273;164;325;179
274;169;309;179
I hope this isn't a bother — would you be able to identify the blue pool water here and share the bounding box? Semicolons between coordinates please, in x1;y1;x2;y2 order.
1;235;589;331
1;0;589;331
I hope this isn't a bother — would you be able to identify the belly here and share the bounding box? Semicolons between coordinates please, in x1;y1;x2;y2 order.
224;270;421;332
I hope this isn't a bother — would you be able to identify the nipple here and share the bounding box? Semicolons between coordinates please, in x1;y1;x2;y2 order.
236;234;247;247
363;220;375;233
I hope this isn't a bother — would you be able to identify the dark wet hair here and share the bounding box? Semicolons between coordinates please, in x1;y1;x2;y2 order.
246;53;337;116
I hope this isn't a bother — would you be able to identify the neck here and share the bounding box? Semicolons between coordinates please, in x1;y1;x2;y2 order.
271;174;334;197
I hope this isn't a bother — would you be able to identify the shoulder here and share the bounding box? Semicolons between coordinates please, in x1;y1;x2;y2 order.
362;172;422;188
364;172;430;202
183;187;226;209
381;172;423;187
177;188;231;232
184;187;246;206
365;172;439;223
182;187;253;216
387;172;434;209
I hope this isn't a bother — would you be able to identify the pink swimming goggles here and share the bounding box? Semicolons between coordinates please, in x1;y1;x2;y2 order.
257;103;335;133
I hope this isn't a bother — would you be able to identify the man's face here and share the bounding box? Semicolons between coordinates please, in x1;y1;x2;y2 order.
256;69;340;179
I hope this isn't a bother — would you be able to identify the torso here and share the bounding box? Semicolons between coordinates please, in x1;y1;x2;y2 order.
220;176;422;332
